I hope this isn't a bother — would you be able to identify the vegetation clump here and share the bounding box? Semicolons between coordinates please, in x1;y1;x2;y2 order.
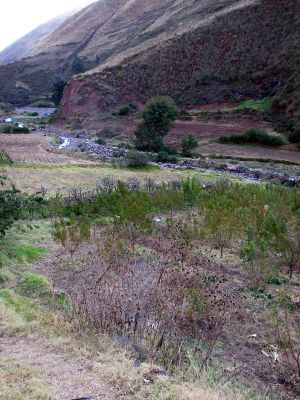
219;128;287;146
0;125;30;134
71;56;88;75
20;273;50;297
0;149;13;165
125;150;149;168
181;133;198;157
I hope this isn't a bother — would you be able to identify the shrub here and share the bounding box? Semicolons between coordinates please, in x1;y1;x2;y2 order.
156;150;178;163
0;190;21;236
0;125;30;134
95;136;106;145
288;128;300;144
181;134;198;157
135;96;179;151
30;100;54;108
125;150;148;168
117;105;131;116
219;128;287;146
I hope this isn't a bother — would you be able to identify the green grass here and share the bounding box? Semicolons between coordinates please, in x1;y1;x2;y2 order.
191;97;273;115
20;273;51;298
0;221;50;271
9;245;47;263
228;97;273;113
0;289;40;321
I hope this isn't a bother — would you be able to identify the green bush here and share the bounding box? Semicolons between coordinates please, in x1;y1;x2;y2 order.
156;150;178;163
20;273;50;297
95;136;106;145
219;128;287;146
25;112;39;117
288;128;300;144
30;100;54;108
125;150;148;168
118;105;131;116
0;125;30;134
181;134;198;157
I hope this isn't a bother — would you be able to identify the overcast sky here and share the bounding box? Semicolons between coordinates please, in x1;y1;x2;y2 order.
0;0;97;51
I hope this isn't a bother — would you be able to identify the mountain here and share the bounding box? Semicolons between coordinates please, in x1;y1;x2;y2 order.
0;0;299;126
0;11;77;65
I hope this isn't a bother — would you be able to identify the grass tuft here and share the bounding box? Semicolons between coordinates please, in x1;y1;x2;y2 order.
20;273;51;298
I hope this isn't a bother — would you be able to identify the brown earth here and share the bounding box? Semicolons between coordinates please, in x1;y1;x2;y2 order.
66;115;300;162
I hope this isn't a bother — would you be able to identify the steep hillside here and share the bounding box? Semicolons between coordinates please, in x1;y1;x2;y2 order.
0;11;76;65
60;0;300;126
0;0;299;128
0;0;257;105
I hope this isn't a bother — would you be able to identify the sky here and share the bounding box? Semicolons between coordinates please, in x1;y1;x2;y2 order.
0;0;97;51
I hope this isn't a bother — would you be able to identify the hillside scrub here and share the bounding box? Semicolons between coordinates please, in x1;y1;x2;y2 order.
219;128;287;146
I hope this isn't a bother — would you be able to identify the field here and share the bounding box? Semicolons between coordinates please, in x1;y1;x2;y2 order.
0;121;299;400
65;108;299;164
0;132;244;195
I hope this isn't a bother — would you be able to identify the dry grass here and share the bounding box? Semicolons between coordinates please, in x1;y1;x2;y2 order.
0;356;51;400
4;163;240;195
0;133;93;164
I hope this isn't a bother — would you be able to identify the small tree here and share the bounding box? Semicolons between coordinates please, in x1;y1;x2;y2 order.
125;150;148;168
181;134;198;157
51;75;68;106
135;96;179;151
